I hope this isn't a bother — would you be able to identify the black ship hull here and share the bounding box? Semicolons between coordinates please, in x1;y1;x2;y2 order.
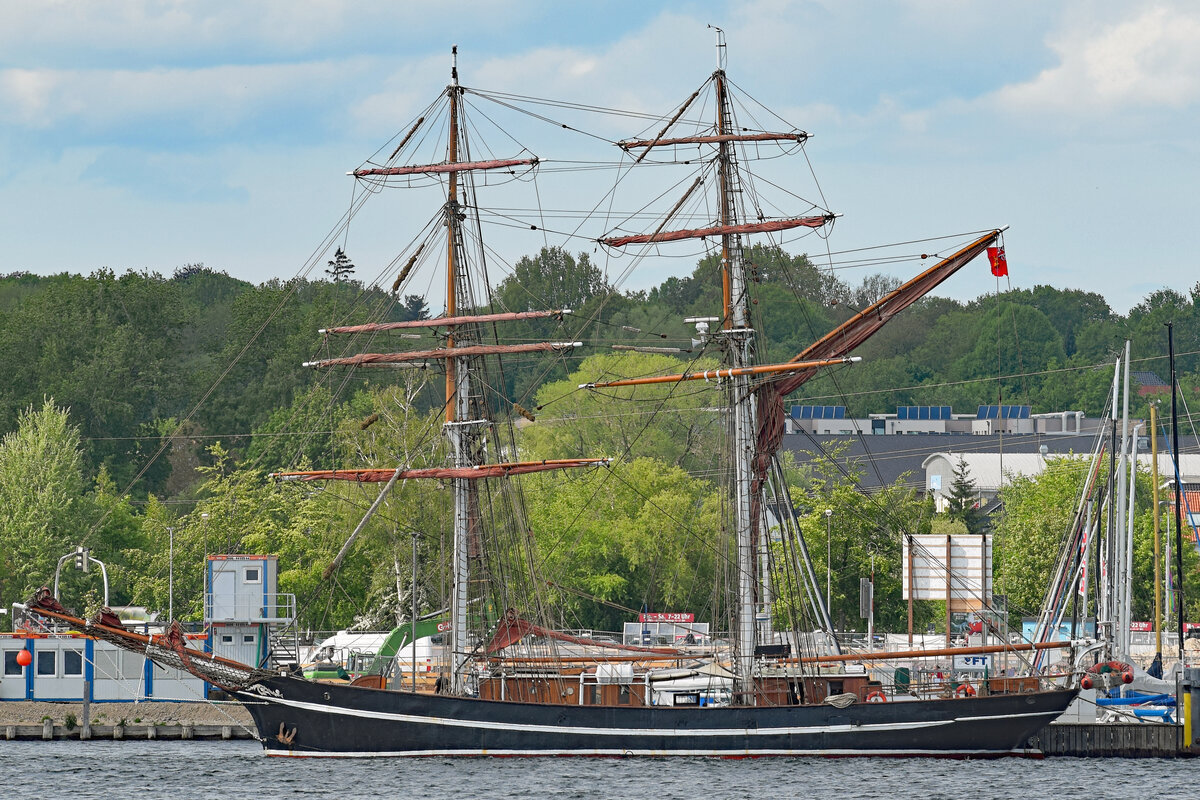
237;676;1076;758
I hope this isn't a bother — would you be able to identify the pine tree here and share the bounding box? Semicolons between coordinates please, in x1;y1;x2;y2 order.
946;457;985;534
324;248;355;282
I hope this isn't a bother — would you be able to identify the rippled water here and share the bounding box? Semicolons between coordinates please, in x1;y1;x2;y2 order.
2;740;1192;800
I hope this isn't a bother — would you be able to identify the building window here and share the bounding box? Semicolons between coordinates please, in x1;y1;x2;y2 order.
37;650;57;676
64;649;84;676
3;651;23;675
243;635;255;644
244;566;261;584
221;635;234;645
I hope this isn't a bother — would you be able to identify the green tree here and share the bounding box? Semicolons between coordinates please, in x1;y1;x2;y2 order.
522;457;723;632
781;449;937;633
521;351;722;471
0;399;86;611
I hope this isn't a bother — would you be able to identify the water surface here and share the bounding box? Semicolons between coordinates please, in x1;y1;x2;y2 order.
2;740;1191;800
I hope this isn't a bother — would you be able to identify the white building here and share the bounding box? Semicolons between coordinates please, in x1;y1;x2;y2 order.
923;452;1200;511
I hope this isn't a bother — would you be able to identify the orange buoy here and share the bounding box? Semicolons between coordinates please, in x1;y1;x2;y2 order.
16;649;32;667
866;690;887;703
955;683;977;698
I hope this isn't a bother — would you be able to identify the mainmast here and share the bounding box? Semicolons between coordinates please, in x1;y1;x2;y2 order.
711;32;758;700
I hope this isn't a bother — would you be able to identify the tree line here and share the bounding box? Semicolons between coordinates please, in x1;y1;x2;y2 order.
2;247;1199;633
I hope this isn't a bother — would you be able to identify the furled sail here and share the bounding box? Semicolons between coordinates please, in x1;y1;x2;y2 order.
272;458;611;483
619;131;808;150
601;215;833;248
303;341;581;368
353;157;538;177
321;309;568;335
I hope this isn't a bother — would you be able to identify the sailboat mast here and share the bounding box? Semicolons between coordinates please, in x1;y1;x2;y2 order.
445;47;473;695
1151;402;1163;667
714;58;758;698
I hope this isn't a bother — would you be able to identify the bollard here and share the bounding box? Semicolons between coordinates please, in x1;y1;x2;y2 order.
81;680;91;741
1185;667;1200;752
42;719;53;740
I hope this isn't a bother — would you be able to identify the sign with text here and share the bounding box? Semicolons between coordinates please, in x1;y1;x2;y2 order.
952;654;991;672
639;612;694;623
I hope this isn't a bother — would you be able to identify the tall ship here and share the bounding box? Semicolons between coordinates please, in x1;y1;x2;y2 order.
28;40;1078;757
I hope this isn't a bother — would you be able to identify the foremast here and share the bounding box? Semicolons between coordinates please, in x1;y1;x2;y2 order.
443;50;477;695
291;48;607;698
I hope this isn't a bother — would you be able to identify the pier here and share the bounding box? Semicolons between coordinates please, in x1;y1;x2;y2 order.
1035;723;1191;758
4;721;254;740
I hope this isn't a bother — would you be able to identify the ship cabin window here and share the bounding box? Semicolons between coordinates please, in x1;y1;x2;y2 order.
618;685;631;705
63;649;84;676
37;650;56;676
827;680;844;695
590;684;602;705
3;651;23;675
243;566;261;584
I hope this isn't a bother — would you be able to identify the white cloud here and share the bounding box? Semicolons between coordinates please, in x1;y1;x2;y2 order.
994;6;1200;115
0;59;372;137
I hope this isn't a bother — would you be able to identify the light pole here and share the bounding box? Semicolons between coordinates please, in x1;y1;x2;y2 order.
200;513;209;617
824;509;833;622
167;526;175;622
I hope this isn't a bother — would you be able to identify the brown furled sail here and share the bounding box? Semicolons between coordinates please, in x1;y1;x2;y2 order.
272;458;611;483
353;157;538;177
321;309;568;334
619;132;808;150
748;228;1004;532
601;215;833;248
580;356;859;389
303;341;581;368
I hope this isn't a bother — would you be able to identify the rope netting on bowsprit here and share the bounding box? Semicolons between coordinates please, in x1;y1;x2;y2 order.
23;587;272;692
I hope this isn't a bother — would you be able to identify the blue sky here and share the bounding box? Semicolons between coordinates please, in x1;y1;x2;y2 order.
2;0;1198;314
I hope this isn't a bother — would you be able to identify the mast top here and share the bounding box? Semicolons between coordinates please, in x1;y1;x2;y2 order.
451;45;459;85
707;24;726;71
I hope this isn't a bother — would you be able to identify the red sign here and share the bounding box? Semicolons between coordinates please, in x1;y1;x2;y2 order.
1130;621;1200;632
639;612;694;623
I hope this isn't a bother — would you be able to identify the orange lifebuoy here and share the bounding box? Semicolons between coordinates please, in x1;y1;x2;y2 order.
955;683;977;698
866;690;887;703
1081;660;1135;690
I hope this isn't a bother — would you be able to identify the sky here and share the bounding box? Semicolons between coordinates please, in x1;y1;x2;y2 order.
2;0;1198;315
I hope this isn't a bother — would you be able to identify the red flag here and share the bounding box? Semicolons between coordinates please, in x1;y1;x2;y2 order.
986;246;1008;277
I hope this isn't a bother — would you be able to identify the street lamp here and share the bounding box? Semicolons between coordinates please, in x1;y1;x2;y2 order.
824;509;833;620
167;526;175;622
